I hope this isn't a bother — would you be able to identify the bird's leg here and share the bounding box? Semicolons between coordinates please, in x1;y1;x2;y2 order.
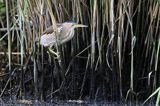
48;48;60;59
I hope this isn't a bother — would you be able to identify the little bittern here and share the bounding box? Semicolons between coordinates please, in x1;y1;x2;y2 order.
40;22;87;58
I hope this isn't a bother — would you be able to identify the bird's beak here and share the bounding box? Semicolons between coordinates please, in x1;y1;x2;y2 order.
73;24;88;28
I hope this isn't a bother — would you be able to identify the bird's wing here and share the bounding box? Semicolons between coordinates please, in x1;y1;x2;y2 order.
40;33;56;47
42;26;55;35
43;24;62;35
41;24;63;47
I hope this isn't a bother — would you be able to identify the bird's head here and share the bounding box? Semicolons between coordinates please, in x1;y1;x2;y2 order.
61;22;88;31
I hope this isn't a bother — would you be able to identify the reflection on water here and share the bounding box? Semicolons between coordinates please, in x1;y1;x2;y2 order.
0;99;155;106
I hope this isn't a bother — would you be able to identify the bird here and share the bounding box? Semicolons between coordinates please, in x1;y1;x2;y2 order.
40;22;87;58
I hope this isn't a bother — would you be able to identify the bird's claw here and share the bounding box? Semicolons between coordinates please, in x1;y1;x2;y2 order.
54;52;60;59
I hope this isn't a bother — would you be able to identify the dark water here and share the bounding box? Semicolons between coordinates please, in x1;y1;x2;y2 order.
0;99;155;106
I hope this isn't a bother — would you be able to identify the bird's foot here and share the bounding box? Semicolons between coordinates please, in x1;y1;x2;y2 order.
48;48;60;59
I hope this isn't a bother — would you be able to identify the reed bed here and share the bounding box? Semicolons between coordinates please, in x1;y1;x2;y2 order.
0;0;159;105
